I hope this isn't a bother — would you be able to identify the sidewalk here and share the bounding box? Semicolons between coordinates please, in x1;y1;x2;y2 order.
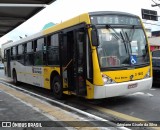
0;83;99;130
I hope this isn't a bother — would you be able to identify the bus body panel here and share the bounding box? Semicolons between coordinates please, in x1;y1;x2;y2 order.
85;80;94;99
10;60;61;89
43;13;91;35
11;61;44;87
103;66;150;83
43;66;60;89
92;46;104;85
139;17;153;78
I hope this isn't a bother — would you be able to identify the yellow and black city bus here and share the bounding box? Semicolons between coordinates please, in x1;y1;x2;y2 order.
2;11;152;99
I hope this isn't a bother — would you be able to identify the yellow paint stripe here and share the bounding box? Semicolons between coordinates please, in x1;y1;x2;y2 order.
0;78;12;82
0;84;99;130
87;104;159;130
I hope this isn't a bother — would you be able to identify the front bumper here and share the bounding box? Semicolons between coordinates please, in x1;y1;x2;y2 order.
93;77;152;99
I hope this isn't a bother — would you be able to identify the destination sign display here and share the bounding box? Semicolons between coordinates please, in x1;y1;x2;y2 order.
91;15;141;25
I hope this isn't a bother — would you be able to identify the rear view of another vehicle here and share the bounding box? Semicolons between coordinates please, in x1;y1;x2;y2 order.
152;50;160;84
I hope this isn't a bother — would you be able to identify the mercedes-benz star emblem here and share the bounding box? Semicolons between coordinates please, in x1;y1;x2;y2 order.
130;75;134;80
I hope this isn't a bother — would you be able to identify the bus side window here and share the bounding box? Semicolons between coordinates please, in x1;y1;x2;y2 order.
23;43;27;53
17;45;24;64
3;50;6;63
47;33;59;65
25;41;34;66
34;38;46;66
36;38;44;51
11;46;17;60
10;47;13;60
26;41;33;53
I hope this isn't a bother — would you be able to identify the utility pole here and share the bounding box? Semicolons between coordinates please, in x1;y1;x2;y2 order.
151;0;160;7
152;4;160;7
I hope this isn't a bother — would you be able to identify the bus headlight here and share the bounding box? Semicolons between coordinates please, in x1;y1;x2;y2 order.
144;68;150;78
102;74;116;84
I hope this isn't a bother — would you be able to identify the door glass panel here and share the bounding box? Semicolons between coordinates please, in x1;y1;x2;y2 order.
76;30;86;96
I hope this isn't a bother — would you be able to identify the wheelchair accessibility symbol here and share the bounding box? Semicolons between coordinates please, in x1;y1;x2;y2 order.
130;55;137;65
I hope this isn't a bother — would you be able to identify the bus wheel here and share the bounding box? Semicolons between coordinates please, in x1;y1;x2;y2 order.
52;76;63;99
13;70;19;85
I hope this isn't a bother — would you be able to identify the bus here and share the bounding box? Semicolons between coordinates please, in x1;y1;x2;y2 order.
1;11;152;99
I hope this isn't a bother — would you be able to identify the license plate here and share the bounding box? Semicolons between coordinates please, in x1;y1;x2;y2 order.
128;83;137;89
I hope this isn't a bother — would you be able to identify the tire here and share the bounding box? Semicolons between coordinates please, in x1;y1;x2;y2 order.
51;76;63;99
13;70;19;85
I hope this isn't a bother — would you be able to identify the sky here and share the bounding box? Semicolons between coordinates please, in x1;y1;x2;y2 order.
0;0;160;46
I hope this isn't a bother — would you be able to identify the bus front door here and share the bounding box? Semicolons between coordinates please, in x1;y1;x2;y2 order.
73;30;87;96
60;28;87;96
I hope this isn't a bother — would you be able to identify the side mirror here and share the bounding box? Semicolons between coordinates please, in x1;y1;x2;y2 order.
91;29;99;46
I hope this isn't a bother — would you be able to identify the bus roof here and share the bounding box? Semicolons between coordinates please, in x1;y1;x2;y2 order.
89;11;139;17
2;11;140;50
2;12;90;50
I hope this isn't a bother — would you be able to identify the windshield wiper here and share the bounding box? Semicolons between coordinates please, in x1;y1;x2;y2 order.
125;32;132;54
124;25;136;55
106;24;129;54
106;25;122;40
120;31;128;53
128;25;135;42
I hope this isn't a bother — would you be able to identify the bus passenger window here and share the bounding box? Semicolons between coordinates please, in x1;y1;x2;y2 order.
37;38;44;51
12;46;17;56
26;42;33;53
34;52;43;65
18;45;24;55
25;42;34;66
34;38;46;65
51;34;59;46
47;34;59;65
4;50;6;61
17;45;24;64
11;46;17;60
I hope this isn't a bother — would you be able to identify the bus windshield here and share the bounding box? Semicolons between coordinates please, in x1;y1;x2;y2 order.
97;26;149;69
